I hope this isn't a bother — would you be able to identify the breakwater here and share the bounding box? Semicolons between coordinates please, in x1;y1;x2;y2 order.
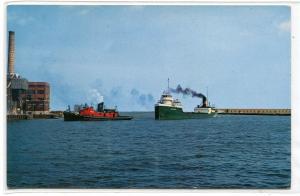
218;109;291;116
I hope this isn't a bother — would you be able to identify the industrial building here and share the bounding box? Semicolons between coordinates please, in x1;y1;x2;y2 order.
7;75;28;115
7;31;50;116
25;82;50;114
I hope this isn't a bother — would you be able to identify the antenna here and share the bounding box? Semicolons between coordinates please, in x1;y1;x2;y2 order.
167;78;170;93
206;86;209;100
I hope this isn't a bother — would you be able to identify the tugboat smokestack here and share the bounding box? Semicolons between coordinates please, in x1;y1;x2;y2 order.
97;102;104;112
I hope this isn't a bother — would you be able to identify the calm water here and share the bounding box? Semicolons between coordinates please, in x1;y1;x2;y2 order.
7;113;290;189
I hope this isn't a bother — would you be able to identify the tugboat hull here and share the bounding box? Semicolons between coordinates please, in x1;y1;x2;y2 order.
63;112;84;121
82;116;133;121
63;111;133;121
155;105;217;120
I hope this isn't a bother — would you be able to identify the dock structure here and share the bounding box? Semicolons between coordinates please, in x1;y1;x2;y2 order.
218;109;291;116
7;112;62;120
7;114;32;120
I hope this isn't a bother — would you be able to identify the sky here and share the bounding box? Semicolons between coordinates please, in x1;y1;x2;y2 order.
6;5;291;111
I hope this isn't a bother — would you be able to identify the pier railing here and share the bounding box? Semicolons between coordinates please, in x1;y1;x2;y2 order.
218;109;291;116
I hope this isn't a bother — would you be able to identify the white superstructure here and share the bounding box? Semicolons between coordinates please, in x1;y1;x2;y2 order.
194;104;217;114
155;92;183;108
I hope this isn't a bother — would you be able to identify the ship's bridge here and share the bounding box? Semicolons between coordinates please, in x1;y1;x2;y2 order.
155;93;182;108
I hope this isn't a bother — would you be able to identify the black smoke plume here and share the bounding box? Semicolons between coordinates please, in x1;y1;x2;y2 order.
130;88;154;107
170;85;207;102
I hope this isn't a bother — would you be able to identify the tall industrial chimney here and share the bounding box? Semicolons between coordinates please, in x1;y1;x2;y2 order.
8;31;15;75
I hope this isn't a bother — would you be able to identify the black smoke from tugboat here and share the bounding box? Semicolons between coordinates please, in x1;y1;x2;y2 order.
170;85;208;107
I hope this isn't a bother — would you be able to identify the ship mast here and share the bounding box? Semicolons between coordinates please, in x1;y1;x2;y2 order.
167;78;170;93
206;86;208;100
206;86;210;107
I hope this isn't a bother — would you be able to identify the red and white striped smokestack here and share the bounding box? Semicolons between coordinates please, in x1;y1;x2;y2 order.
8;31;15;74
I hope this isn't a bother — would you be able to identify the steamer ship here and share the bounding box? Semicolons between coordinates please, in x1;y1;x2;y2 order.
155;83;217;120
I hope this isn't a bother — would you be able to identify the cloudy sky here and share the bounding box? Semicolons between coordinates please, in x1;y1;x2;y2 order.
7;5;291;111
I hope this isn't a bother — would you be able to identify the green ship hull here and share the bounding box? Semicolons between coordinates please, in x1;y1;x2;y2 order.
155;105;217;120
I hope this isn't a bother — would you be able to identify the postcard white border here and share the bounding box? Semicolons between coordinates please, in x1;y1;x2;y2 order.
1;0;299;195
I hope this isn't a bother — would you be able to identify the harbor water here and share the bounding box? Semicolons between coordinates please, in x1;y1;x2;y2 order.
7;113;290;189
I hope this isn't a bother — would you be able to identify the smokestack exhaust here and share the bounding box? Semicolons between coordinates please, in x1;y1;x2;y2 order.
8;31;15;75
170;84;208;107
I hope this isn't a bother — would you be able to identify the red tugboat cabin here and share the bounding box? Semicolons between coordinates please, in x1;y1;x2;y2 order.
79;106;119;118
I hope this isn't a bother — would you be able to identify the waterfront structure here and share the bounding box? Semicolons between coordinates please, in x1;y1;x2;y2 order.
6;31;50;116
7;31;28;115
218;108;291;116
24;82;50;114
7;75;28;115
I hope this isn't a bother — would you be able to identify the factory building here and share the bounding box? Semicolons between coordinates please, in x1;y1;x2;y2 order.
7;31;50;115
7;76;28;114
7;31;28;115
25;82;50;114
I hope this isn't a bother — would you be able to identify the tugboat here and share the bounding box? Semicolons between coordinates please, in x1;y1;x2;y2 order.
63;102;133;121
155;81;217;120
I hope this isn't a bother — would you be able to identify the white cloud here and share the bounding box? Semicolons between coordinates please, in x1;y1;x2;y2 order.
278;20;291;32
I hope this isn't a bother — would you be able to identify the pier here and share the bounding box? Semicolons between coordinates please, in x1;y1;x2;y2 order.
218;109;291;116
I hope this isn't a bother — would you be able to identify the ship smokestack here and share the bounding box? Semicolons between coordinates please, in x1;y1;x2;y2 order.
8;31;15;75
202;98;208;108
97;102;104;112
